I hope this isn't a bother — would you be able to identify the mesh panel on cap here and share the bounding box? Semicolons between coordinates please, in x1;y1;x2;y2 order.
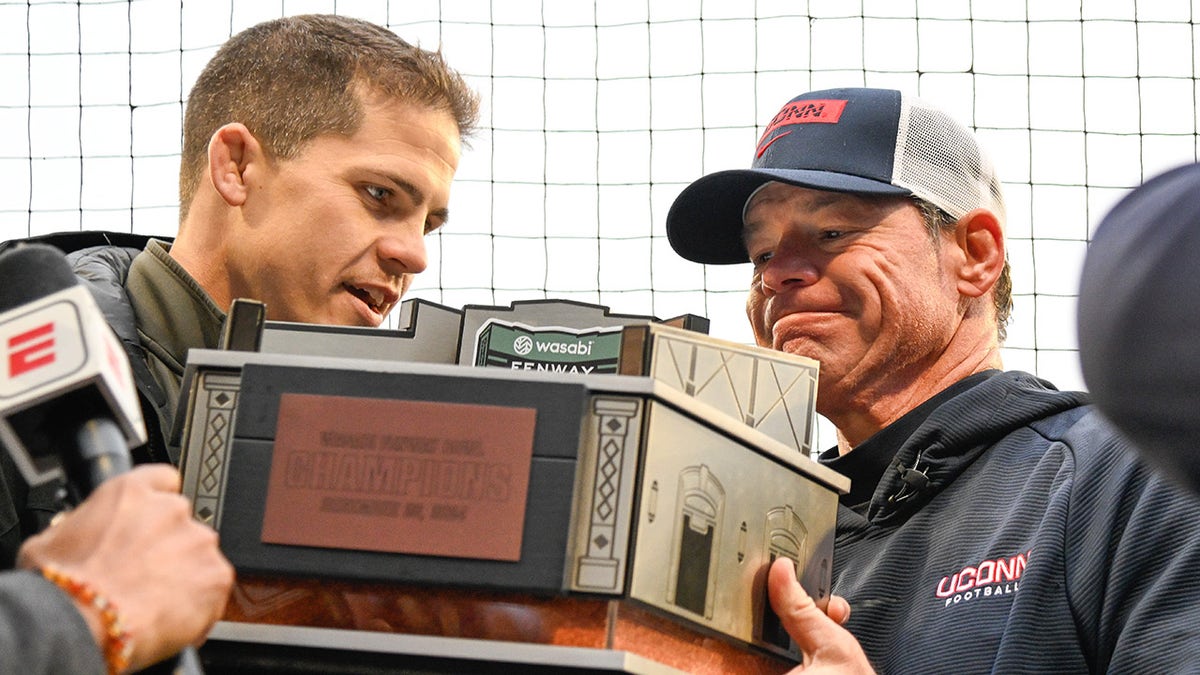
893;95;1006;226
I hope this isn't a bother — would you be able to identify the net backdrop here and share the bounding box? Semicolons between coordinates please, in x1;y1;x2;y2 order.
3;0;1198;415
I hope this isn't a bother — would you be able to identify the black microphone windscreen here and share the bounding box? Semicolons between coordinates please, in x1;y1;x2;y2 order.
1078;162;1200;495
0;243;80;313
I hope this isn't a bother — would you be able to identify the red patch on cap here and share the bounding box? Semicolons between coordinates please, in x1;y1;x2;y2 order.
755;99;848;157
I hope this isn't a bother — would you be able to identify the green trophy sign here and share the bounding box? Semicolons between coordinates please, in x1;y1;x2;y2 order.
473;320;625;374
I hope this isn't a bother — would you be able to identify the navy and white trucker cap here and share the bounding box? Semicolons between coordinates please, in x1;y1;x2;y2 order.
666;87;1006;264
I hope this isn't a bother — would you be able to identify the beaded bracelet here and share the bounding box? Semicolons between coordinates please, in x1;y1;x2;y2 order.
40;564;133;675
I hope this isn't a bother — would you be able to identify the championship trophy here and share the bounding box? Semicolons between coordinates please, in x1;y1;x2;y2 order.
175;299;847;674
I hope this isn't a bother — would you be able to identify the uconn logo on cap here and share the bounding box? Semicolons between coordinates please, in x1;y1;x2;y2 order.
756;98;848;157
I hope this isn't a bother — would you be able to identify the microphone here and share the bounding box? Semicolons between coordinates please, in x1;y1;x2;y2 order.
0;243;205;674
1078;162;1200;494
0;243;146;494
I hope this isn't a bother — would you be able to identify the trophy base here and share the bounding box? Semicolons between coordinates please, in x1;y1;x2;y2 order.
209;574;796;674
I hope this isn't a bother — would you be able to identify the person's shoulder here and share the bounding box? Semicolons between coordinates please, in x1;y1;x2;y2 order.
1012;395;1200;521
1054;406;1188;505
999;382;1126;464
1053;405;1127;456
1;231;160;282
0;230;156;257
69;244;142;284
963;370;1092;438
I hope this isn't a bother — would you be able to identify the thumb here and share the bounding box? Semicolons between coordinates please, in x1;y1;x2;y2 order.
768;556;843;653
768;556;875;673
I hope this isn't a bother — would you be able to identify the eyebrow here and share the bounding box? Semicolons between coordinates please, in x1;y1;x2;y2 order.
379;171;450;226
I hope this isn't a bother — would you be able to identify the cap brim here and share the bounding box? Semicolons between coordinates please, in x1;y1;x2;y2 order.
666;168;911;264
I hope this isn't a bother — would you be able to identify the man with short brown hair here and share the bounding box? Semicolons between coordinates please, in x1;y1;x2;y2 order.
0;13;479;564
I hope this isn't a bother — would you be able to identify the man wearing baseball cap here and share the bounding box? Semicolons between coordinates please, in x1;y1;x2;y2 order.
667;87;1200;672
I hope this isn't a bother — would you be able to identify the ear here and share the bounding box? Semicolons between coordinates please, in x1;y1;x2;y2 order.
953;208;1005;298
207;123;262;207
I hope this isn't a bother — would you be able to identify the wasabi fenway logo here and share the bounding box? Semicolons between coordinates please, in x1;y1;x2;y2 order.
474;320;624;374
513;335;534;355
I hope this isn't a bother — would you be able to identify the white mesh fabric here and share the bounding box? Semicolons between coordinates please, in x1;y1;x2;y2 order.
893;94;1007;226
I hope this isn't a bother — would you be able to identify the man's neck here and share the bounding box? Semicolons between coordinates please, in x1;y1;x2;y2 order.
169;209;232;313
829;339;1003;454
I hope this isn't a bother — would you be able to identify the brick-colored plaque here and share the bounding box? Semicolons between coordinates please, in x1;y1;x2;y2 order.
261;393;537;562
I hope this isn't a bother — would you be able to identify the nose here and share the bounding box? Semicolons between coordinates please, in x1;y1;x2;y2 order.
759;247;819;295
377;222;429;276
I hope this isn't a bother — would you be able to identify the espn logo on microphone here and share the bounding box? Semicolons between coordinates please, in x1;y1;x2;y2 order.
0;283;145;484
9;322;55;377
0;299;88;397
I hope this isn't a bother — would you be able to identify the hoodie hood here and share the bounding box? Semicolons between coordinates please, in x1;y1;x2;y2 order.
860;370;1090;526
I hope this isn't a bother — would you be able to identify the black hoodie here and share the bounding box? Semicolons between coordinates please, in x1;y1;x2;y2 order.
820;370;1200;673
